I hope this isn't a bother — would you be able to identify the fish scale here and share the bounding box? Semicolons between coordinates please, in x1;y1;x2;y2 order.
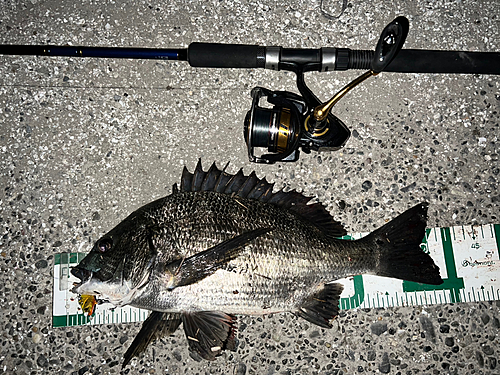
132;191;339;313
123;191;391;314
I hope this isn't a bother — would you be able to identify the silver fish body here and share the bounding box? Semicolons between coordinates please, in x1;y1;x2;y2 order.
129;190;371;315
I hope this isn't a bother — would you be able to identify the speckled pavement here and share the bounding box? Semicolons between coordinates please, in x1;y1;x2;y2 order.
1;1;499;374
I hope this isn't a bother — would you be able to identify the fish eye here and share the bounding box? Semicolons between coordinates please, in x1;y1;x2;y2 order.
97;238;113;253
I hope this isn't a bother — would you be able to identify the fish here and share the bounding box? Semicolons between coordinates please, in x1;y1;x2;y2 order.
71;160;443;366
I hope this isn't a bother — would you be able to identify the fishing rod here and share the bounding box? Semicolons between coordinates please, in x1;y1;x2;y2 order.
1;16;499;163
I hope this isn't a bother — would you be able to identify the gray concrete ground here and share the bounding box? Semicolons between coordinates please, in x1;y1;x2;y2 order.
1;0;499;374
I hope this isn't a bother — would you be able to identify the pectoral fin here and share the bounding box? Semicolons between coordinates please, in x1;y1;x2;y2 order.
295;283;344;328
182;311;237;361
122;311;182;368
166;228;271;289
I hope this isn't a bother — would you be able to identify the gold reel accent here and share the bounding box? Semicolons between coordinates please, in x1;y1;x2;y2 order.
276;109;293;152
304;115;329;137
313;70;378;122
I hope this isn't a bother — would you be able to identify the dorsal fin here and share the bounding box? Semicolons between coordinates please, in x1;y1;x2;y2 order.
172;160;346;237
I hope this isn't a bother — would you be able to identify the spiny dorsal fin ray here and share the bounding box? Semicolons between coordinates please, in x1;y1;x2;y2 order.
214;162;232;193
175;160;346;237
223;169;246;195
237;171;259;198
201;162;221;192
192;159;206;192
180;166;193;192
247;177;273;201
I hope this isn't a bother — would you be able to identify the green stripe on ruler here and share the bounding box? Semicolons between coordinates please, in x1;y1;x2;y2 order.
494;224;500;256
54;252;87;265
53;314;91;327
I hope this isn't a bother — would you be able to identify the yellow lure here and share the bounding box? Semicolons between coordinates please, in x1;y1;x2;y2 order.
78;295;97;317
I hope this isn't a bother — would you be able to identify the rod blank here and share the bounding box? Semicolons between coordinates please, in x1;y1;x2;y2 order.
0;45;187;60
1;43;499;75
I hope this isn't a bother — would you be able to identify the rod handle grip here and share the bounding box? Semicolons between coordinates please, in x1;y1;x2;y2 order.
188;42;264;68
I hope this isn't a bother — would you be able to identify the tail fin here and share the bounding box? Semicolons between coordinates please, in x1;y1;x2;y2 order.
365;203;443;285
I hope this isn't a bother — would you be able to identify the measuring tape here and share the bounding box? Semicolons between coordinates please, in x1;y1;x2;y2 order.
52;224;500;327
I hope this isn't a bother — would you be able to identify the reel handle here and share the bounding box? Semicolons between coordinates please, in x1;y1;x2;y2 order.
372;16;409;73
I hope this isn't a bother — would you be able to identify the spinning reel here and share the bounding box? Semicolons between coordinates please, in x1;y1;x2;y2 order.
244;16;409;163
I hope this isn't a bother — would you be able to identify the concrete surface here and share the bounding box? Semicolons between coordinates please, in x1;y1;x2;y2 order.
1;0;499;374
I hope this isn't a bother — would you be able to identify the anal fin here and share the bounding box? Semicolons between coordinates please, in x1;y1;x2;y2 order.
295;283;344;328
123;311;181;368
182;311;237;360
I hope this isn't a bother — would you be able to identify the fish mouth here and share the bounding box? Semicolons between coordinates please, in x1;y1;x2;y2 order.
70;266;92;292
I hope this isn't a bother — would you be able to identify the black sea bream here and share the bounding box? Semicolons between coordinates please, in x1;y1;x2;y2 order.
71;161;442;366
